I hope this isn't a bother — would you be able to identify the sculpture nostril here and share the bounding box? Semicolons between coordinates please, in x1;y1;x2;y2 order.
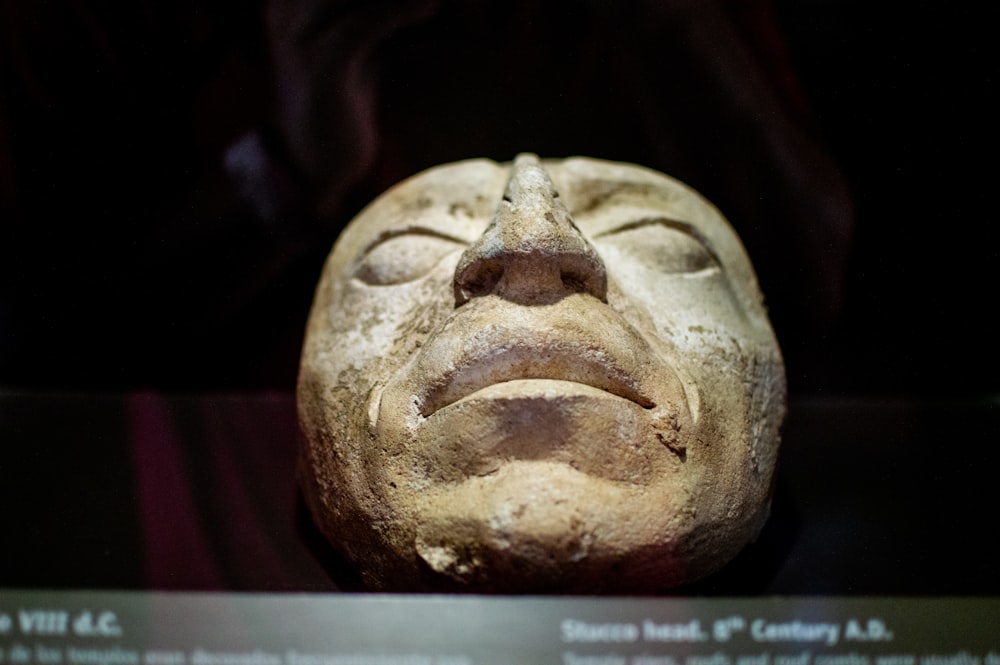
561;271;588;294
559;252;608;301
455;259;504;306
468;264;502;295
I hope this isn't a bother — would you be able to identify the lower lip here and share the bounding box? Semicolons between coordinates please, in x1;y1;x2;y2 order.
413;379;669;484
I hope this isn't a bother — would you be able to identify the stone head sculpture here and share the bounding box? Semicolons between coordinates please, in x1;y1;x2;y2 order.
297;154;786;593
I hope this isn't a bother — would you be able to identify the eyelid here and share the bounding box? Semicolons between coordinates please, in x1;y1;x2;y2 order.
594;217;721;266
358;226;469;256
352;226;469;286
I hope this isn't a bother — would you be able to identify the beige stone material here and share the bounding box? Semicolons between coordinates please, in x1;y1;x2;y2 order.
297;154;786;593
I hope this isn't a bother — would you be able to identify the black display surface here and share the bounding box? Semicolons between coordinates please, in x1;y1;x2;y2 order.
2;391;998;594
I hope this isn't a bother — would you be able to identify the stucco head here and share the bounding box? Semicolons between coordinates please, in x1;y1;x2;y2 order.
297;154;786;592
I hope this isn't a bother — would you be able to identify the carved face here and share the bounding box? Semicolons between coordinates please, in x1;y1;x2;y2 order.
297;155;785;592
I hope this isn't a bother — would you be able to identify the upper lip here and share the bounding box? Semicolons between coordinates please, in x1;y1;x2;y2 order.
421;349;655;416
416;323;658;417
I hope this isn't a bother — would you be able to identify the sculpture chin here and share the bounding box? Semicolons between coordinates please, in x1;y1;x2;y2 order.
389;461;700;593
415;466;653;590
333;455;771;593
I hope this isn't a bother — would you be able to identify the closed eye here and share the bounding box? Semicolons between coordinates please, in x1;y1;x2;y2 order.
353;229;467;285
594;218;720;275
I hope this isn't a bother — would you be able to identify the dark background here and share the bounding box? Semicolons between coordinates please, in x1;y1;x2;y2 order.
1;1;998;594
2;0;996;396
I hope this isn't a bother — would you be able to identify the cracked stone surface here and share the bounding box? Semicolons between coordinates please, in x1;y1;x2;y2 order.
297;154;786;593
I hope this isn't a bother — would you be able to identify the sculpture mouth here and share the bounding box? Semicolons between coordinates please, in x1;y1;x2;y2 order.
419;344;656;417
372;305;698;485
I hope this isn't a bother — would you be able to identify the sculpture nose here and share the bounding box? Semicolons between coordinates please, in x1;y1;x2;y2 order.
454;154;608;306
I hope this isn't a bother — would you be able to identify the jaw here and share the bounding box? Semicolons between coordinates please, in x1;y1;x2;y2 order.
304;367;775;593
361;378;719;593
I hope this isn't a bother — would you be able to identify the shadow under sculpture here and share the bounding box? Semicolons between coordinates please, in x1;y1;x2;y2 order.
297;154;786;593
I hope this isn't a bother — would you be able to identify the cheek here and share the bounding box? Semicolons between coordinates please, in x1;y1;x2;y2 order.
606;268;779;440
326;270;458;387
606;262;755;359
645;279;749;338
